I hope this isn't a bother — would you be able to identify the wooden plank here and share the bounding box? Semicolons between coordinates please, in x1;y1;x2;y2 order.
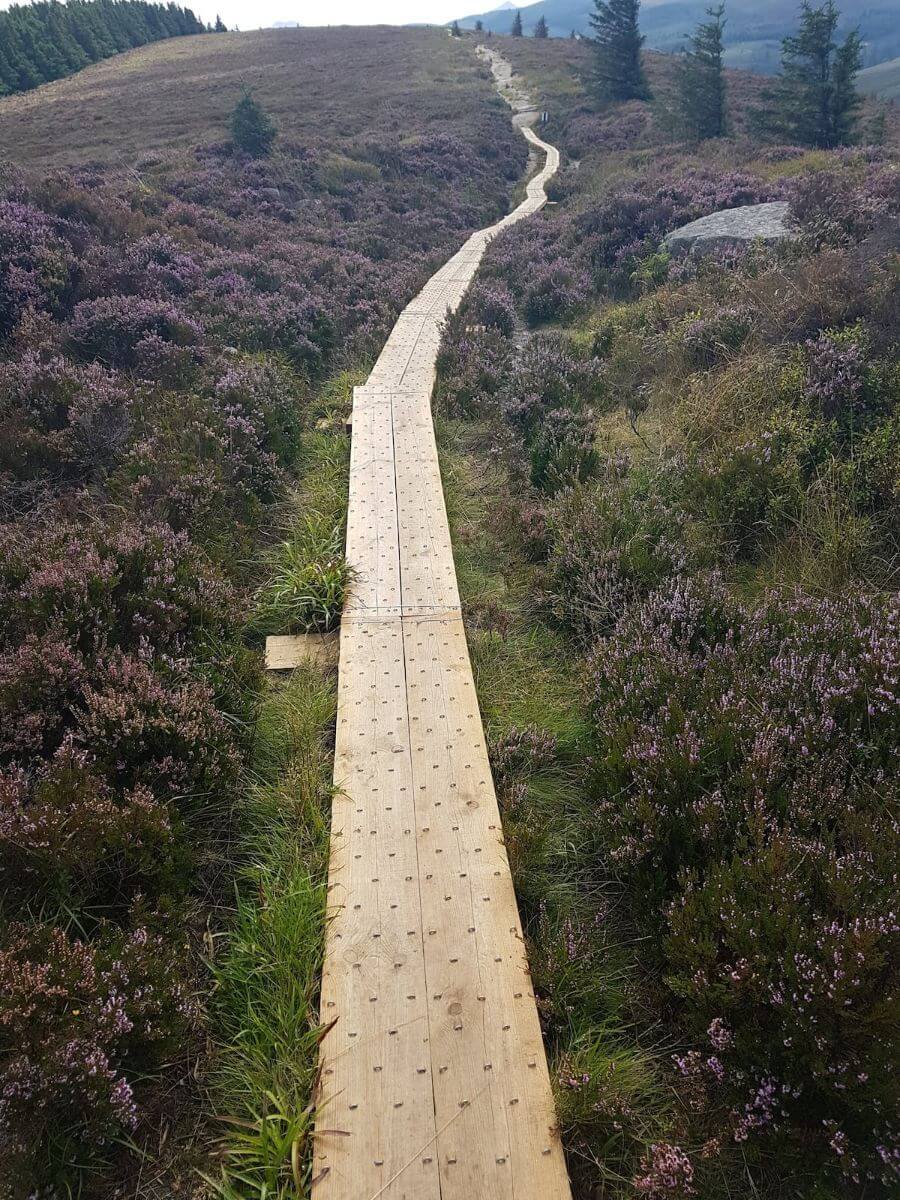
404;615;569;1198
313;615;440;1200
343;386;402;616
264;632;338;670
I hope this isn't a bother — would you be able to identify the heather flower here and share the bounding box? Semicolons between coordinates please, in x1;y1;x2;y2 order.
633;1142;695;1197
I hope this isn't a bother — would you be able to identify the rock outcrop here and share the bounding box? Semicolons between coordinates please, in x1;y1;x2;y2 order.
664;201;793;255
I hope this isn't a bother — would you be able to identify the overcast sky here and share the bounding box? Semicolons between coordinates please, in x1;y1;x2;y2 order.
0;0;515;28
184;1;499;32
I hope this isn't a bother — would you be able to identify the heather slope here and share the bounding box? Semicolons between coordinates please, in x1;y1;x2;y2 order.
0;27;525;1197
0;26;506;168
433;32;900;1200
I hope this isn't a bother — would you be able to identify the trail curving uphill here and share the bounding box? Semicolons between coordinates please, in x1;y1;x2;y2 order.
311;49;569;1200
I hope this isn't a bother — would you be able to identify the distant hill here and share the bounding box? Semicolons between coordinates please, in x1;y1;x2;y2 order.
858;54;900;99
455;0;900;74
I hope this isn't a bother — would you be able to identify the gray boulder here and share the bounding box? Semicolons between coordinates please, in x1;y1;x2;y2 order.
664;201;793;256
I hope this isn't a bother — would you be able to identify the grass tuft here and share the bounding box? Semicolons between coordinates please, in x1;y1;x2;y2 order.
207;664;336;1199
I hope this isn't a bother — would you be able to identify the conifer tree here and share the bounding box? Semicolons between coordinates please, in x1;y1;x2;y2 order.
475;19;483;32
0;1;205;95
673;4;727;140
230;90;277;157
214;14;227;31
511;10;523;36
451;19;461;36
590;0;649;102
534;15;549;37
756;1;861;147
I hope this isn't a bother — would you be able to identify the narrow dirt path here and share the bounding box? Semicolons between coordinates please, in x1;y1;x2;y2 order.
311;49;569;1200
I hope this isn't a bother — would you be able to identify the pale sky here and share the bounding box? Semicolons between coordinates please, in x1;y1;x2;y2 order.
0;0;515;31
197;1;501;30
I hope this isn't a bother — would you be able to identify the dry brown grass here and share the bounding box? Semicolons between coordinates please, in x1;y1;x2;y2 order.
0;26;492;169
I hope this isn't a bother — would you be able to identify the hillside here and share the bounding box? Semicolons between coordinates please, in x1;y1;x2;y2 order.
455;0;900;73
431;30;900;1200
2;16;898;1200
0;25;499;168
858;53;900;98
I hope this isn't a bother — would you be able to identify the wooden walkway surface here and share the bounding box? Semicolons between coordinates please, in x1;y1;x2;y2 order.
311;49;569;1200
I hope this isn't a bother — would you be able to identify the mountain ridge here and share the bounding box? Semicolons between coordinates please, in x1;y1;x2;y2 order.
453;0;900;74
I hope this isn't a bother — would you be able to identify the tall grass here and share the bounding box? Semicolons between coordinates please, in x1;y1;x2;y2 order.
204;372;357;1198
253;378;358;637
205;664;335;1199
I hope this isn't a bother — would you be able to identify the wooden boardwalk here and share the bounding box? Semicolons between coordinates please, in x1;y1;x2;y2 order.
311;50;569;1200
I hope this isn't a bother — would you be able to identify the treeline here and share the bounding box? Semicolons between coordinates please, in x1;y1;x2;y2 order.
589;0;865;148
0;1;219;97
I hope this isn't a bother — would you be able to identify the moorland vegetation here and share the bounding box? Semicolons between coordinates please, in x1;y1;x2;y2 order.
0;26;525;1196
436;17;899;1199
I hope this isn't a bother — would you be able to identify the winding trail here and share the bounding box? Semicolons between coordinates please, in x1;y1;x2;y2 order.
311;49;569;1200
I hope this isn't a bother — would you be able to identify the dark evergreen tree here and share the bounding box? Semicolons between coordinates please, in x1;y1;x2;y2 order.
0;1;205;95
590;0;649;103
511;10;523;36
755;1;861;147
475;19;484;32
214;15;227;31
534;15;549;37
673;4;727;140
230;91;277;157
451;19;461;37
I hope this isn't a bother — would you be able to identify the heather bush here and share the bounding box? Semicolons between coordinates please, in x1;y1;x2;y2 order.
0;921;194;1172
787;157;900;245
686;417;812;560
529;405;599;493
0;517;231;656
74;649;239;796
488;724;557;797
466;280;517;337
0;353;130;494
435;319;514;416
522;256;591;325
67;294;203;373
0;747;174;902
502;334;606;436
545;460;695;640
585;575;900;1183
675;306;753;368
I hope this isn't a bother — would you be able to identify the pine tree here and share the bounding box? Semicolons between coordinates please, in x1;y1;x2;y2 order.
451;19;461;37
590;0;649;103
0;1;206;96
534;15;549;38
214;14;227;31
475;19;483;32
756;1;861;147
673;4;727;140
511;10;523;36
230;91;277;156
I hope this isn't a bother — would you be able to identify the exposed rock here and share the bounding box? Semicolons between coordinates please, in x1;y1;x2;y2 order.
664;201;793;256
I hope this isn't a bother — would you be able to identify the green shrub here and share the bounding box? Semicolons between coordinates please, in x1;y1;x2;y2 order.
545;460;700;641
230;92;277;157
